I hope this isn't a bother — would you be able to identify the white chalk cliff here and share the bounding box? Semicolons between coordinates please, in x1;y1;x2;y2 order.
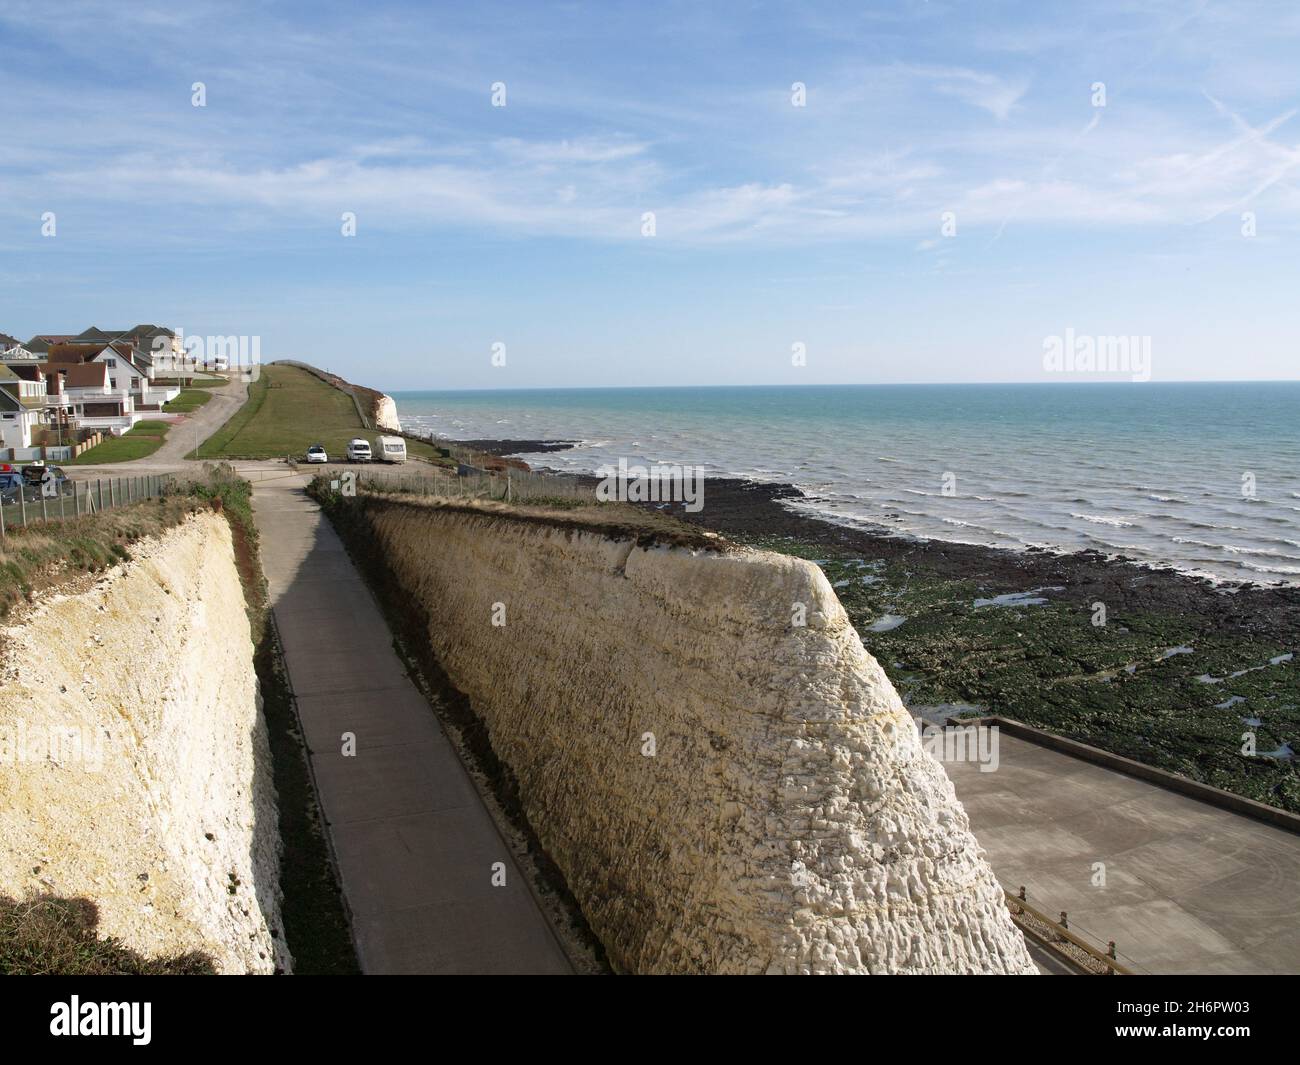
363;499;1037;974
0;511;288;973
373;394;401;432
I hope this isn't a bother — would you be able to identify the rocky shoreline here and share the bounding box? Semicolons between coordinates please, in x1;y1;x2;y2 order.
478;438;1299;812
692;478;1298;812
454;438;583;456
678;477;1300;633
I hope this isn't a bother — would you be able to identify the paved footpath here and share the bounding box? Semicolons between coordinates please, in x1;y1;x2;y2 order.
252;473;572;974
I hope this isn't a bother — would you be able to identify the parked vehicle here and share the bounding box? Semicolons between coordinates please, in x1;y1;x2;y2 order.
22;464;68;492
346;438;372;463
0;471;23;504
377;435;407;464
2;469;70;504
305;443;329;464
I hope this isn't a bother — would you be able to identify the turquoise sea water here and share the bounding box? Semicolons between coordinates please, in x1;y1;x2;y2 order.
394;382;1300;584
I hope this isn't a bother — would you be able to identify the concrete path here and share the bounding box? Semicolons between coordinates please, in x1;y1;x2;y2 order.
252;473;572;974
68;371;252;476
155;371;250;464
946;731;1300;974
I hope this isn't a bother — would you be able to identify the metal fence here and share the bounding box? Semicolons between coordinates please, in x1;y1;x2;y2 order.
0;474;173;542
346;464;594;505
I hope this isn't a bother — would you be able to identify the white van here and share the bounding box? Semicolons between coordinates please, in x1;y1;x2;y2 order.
346;438;372;463
377;435;407;464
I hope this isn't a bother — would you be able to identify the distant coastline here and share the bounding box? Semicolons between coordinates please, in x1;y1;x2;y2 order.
397;381;1300;587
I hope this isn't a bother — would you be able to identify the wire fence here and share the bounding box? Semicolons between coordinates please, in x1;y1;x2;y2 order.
0;473;174;543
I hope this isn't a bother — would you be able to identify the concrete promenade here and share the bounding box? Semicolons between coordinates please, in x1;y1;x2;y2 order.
946;731;1300;974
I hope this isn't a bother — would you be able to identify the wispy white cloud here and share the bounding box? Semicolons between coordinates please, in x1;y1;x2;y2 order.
2;0;1299;252
901;64;1030;120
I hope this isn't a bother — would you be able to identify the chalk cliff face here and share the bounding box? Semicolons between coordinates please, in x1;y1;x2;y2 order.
0;511;288;974
373;394;401;432
361;499;1036;974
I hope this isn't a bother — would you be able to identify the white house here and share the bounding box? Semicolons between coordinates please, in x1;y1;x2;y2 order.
0;390;35;449
130;346;182;403
63;361;137;435
90;344;179;409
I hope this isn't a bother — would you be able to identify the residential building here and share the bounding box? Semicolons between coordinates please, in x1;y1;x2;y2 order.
24;334;79;355
63;361;136;434
13;324;185;434
46;343;106;366
47;342;178;412
93;342;173;409
0;365;47;449
1;343;43;365
76;325;180;361
9;363;74;438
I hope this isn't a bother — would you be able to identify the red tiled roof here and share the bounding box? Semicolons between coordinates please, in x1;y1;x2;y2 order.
64;362;108;388
47;344;105;364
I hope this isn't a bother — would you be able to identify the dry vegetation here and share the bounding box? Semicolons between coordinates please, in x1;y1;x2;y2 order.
0;895;215;975
0;494;199;618
0;464;358;975
320;482;731;552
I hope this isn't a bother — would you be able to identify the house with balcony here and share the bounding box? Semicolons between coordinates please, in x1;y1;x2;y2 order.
104;342;181;406
95;342;159;408
22;363;75;437
63;361;137;435
74;327;180;374
0;365;51;450
47;341;179;412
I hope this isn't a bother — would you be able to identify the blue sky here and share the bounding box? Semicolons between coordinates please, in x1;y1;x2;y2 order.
1;0;1298;389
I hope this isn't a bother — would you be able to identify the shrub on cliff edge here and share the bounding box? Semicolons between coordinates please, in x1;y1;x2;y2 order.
0;895;215;975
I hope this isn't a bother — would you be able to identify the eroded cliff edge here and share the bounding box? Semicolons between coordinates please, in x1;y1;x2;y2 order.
0;510;289;974
337;495;1036;974
372;393;401;432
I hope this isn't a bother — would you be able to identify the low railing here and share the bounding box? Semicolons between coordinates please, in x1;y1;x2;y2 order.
0;474;173;542
1004;886;1136;975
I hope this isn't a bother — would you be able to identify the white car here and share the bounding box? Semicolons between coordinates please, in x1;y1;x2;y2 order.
346;438;372;463
305;444;328;464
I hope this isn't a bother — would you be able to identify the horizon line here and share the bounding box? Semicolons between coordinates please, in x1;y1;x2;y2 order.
378;378;1300;394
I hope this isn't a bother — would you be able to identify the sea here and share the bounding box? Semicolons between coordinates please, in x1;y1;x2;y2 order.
393;382;1300;586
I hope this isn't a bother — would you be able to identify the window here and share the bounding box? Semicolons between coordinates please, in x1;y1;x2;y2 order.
105;358;116;367
110;378;117;389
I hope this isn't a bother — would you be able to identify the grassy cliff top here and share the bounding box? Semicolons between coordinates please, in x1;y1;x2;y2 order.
0;467;251;618
199;363;447;463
